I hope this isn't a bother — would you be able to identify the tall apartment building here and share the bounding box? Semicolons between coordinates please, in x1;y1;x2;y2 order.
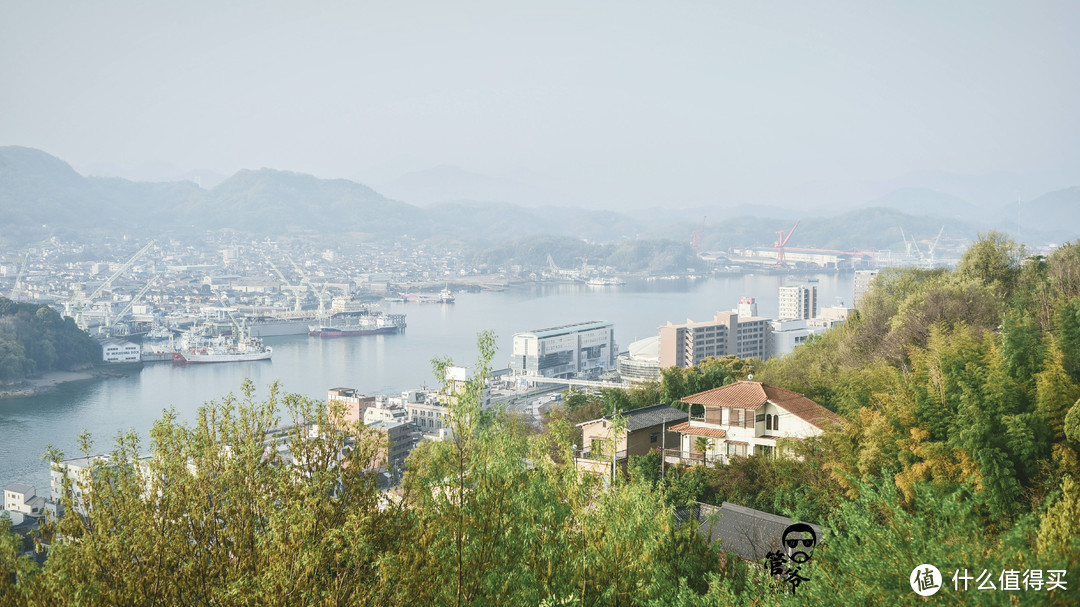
853;270;880;309
511;321;616;379
658;309;772;368
778;285;817;320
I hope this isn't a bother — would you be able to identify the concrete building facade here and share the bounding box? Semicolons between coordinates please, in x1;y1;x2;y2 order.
510;321;616;379
658;311;771;368
853;270;880;309
778;285;818;320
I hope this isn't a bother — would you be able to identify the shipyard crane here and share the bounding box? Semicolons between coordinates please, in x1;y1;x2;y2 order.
773;221;800;268
105;275;160;336
217;293;248;337
899;227;914;257
264;254;307;311
925;226;945;266
691;216;706;259
68;239;156;330
8;252;30;300
286;253;321;299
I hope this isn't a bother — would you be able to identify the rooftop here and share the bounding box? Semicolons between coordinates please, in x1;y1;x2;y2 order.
680;381;843;430
698;501;824;561
517;321;612;339
577;404;687;432
4;482;34;496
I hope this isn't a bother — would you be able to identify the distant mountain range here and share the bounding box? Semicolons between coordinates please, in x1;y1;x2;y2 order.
2;146;1078;252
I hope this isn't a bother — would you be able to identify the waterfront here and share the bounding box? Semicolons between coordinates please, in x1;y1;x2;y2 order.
0;273;853;492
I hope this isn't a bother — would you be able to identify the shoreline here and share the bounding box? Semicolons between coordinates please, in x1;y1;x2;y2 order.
0;367;135;400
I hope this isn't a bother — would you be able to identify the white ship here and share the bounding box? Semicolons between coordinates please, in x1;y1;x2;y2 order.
173;326;272;364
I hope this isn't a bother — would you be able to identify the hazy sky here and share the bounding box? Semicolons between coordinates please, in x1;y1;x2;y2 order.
2;1;1078;208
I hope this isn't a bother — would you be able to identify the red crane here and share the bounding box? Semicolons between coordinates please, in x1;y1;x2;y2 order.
691;216;706;258
774;221;800;267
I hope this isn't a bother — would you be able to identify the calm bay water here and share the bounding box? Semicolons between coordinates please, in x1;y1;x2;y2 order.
0;273;853;491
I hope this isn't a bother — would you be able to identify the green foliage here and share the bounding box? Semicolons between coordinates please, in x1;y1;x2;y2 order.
661;356;751;406
956;230;1024;296
0;297;100;382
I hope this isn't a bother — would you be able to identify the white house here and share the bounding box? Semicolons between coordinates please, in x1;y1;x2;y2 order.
666;381;842;465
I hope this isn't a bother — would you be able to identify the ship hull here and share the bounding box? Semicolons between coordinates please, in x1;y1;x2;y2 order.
172;349;273;364
308;326;399;337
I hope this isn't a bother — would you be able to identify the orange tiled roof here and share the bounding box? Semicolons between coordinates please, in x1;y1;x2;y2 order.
667;421;727;438
680;381;768;409
680;381;844;431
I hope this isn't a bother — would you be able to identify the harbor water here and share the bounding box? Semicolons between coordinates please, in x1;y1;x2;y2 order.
0;273;854;492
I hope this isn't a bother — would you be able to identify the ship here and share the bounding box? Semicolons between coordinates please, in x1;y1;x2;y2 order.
399;287;455;304
144;324;174;341
308;312;407;337
173;326;272;364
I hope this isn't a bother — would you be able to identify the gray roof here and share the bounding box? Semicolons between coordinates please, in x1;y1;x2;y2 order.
576;404;688;431
624;404;688;432
3;482;34;496
698;502;823;561
517;321;612;339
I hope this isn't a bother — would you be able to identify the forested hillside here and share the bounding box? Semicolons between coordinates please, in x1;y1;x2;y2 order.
0;298;100;383
2;235;1078;605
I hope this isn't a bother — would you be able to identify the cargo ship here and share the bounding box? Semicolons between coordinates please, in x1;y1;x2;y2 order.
308;312;406;337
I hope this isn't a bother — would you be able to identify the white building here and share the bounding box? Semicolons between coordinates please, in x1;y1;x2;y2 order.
616;336;661;383
778;285;818;320
510;321;616;379
853;270;880;309
3;483;44;516
667;381;843;465
101;339;141;363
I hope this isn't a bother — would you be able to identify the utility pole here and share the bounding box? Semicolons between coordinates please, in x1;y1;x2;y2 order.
661;419;666;481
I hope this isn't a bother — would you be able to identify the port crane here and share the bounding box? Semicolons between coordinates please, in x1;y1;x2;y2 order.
264;254;307;311
899;226;944;267
104;275;160;336
691;216;706;258
774;221;800;268
67;240;156;331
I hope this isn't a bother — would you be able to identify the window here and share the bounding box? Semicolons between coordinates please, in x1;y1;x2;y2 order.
650;432;659;444
766;414;772;431
773;415;779;431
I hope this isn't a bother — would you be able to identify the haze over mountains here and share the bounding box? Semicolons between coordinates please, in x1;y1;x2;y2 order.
2;146;1078;253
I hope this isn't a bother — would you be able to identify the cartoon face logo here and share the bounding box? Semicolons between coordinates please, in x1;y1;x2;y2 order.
782;523;817;563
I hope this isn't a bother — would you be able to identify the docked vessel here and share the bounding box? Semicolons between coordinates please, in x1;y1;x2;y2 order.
399;287;455;304
308;312;406;337
173;327;272;364
144;324;174;341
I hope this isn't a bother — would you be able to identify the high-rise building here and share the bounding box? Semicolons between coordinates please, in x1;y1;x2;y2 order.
658;309;772;368
853;270;880;309
778;285;817;320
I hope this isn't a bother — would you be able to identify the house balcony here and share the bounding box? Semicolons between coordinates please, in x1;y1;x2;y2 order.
663;449;727;466
572;448;627;475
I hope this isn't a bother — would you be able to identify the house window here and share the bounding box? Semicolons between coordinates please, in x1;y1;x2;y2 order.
766;414;772;431
773;415;779;431
650;432;659;444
